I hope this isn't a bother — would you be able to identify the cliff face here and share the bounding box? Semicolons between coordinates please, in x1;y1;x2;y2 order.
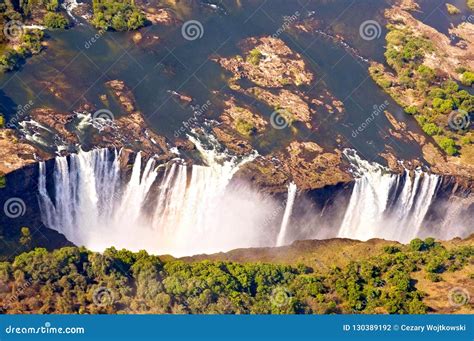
0;161;71;260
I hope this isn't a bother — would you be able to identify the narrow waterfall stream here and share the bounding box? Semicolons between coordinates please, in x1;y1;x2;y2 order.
276;183;297;247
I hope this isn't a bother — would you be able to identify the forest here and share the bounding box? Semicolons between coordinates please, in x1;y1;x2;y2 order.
0;237;472;314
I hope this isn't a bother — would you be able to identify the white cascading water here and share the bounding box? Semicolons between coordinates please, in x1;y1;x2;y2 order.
38;140;467;256
337;150;441;243
38;136;288;256
276;182;297;246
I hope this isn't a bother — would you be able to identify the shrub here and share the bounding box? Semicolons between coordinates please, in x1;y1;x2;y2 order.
432;98;454;114
404;106;418;115
0;50;22;72
461;71;474;86
422;123;441;136
417;65;436;82
247;49;263;66
437;136;458;156
383;246;400;254
235;119;256;136
43;12;69;29
92;0;146;31
446;3;461;15
409;238;424;251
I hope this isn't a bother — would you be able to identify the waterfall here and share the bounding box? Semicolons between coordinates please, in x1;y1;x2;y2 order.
276;182;297;246
38;142;467;256
38;137;285;256
337;150;441;243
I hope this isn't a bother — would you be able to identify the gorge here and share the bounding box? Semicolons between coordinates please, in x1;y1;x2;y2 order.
35;134;472;257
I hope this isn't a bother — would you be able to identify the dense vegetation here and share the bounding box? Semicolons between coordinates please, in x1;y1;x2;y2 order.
0;0;69;72
91;0;146;31
0;29;44;72
43;12;68;29
0;236;471;314
370;26;474;157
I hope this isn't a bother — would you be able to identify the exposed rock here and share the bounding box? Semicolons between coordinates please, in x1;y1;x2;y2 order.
168;91;193;105
211;126;254;155
175;138;195;152
398;0;420;11
385;5;474;80
236;141;351;192
216;36;313;88
294;17;322;33
142;7;178;25
0;129;48;175
132;32;143;44
449;22;474;46
281;141;351;189
384;110;426;145
235;156;289;193
219;98;267;136
422;142;474;189
105;80;136;113
248;87;313;128
29;108;78;145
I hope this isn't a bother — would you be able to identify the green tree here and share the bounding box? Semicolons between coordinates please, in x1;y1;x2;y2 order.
43;12;69;29
437;136;458;156
19;227;32;248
